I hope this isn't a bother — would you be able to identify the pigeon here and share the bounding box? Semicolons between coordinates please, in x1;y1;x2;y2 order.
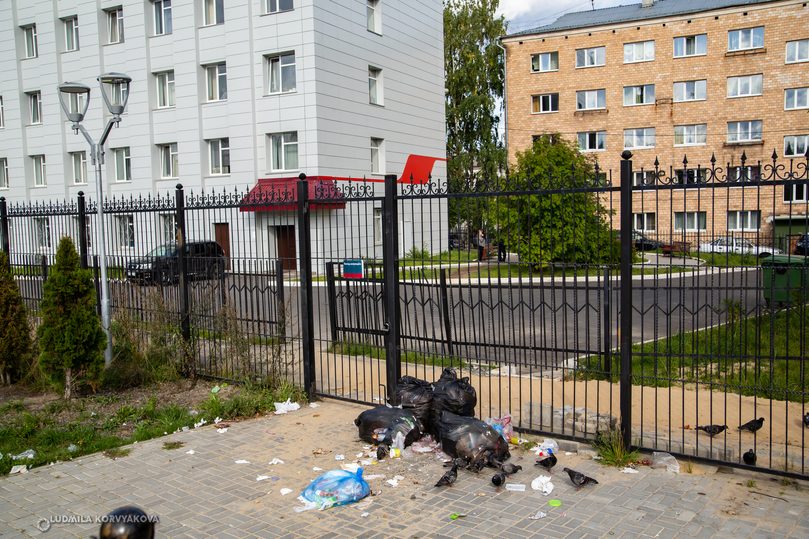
491;473;506;489
535;450;557;474
695;424;728;437
500;463;522;475
743;449;757;466
804;413;809;428
738;418;765;433
443;457;467;468
485;452;504;469
467;459;486;474
376;444;389;460
563;467;599;491
435;465;458;487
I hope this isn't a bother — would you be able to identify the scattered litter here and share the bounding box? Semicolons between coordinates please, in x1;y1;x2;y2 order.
91;412;96;417
360;512;369;518
476;493;487;497
364;474;385;480
215;417;222;423
235;460;251;464
12;450;35;460
449;513;466;519
275;437;284;442
506;484;526;492
484;413;513;441
211;385;224;394
68;444;78;453
548;500;562;507
651;452;680;474
360;459;374;466
386;475;405;487
270;477;280;481
269;458;284;466
341;463;361;473
9;465;28;474
620;468;639;474
309;403;320;408
528;511;547;520
565;452;573;456
313;448;329;456
410;437;438;453
274;399;301;415
214;422;230;429
301;468;371;510
189;410;198;416
181;426;190;432
531;476;554;496
280;488;293;496
194;419;207;428
217;428;228;434
257;476;270;481
335;454;345;461
186;450;195;455
313;467;323;471
354;498;374;510
530;439;560;457
592;456;604;460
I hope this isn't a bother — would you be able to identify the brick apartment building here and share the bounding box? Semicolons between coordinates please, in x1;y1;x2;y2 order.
501;0;809;246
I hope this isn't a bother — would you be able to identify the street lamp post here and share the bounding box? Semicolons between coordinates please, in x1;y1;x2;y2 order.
57;73;132;367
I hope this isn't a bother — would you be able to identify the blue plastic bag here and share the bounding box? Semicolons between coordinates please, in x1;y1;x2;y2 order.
301;467;370;510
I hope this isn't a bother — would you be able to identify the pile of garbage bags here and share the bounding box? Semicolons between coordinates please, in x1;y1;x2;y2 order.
437;411;510;461
354;405;423;447
393;367;477;438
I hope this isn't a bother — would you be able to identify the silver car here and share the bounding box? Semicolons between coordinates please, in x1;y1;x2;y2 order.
697;237;780;258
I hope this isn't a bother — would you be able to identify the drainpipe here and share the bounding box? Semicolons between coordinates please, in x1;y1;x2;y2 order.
496;37;508;172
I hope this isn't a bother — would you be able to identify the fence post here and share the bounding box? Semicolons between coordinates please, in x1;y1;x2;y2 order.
93;255;101;315
41;254;48;282
77;191;88;270
383;174;401;401
275;259;286;340
619;151;634;451
175;184;192;373
603;267;611;373
440;269;453;357
325;262;340;343
297;175;316;399
0;197;9;259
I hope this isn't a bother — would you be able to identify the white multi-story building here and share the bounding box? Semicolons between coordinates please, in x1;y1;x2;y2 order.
0;0;446;269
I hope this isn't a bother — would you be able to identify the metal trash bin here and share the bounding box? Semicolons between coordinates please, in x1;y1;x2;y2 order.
761;254;808;304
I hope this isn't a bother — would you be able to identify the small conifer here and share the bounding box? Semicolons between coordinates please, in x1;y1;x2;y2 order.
0;251;31;385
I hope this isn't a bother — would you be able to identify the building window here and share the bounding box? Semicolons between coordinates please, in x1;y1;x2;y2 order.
64;17;79;51
270;132;298;171
728;27;764;52
35;218;51;248
374;208;382;244
633;170;655;186
634;212;655;232
784;135;809;157
206;64;227;101
209;138;230;175
576;46;605;68
267;53;296;94
371;138;384;174
576;89;605;110
674;211;707;231
531;51;558;72
727;120;762;143
156;71;175;107
161;214;177;242
532;93;558;113
674;169;707;185
0;96;4;127
674;124;707;146
0;158;8;189
728;211;760;231
154;0;172;35
204;0;224;25
727;74;762;98
71;152;87;184
367;0;380;34
114;147;131;182
116;215;135;248
624;128;655;149
673;34;706;57
267;0;292;13
32;155;46;186
624;40;654;63
728;165;761;183
577;131;605;152
623;84;654;106
369;67;382;105
785;88;809;110
107;8;124;44
23;25;38;58
673;80;707;102
160;143;178;178
786;39;809;63
785;183;807;203
29;92;42;124
533;134;556;146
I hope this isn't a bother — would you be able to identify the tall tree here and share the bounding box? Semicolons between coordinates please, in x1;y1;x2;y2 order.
445;0;508;233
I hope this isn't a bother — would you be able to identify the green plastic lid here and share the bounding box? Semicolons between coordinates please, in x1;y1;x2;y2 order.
548;500;562;507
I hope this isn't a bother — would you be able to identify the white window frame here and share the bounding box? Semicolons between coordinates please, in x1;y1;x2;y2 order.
161;214;177;242
23;25;38;58
728;27;764;52
674;124;707;147
367;0;381;34
727;210;760;232
532;93;558;114
675;169;707;186
35;217;51;249
0;96;4;128
154;0;172;35
107;7;124;44
0;158;8;189
576;46;605;68
369;66;382;105
209;138;230;175
160;143;178;178
624;128;655;149
64;17;79;52
29;92;42;124
727;120;762;143
786;39;809;64
531;51;558;72
633;170;655;186
785;88;809;110
206;64;227;101
727;74;762;98
116;215;135;249
623;84;655;106
114;147;131;182
156;71;175;108
727;165;761;184
578;131;606;152
266;0;293;14
785;183;807;203
673;80;707;102
576;89;605;110
267;53;296;94
673;34;707;58
371;137;384;174
633;212;656;232
71;151;87;184
269;132;298;171
674;211;707;232
624;41;654;63
32;155;46;186
784;135;809;158
374;208;382;244
204;0;224;26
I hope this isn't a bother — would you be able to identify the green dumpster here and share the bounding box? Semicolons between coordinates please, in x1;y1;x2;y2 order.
761;255;809;304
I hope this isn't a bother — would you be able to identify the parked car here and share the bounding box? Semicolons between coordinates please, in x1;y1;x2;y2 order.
697;237;780;258
795;234;809;255
616;230;666;251
125;241;226;285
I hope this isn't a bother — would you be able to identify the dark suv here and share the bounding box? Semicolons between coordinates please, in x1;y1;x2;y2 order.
795;234;809;256
125;241;226;285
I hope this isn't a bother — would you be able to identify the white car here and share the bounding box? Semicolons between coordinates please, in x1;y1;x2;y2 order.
697;237;781;258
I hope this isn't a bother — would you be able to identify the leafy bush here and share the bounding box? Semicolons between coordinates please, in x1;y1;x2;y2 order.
0;251;31;385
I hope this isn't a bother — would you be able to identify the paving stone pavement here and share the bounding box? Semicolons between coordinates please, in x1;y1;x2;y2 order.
2;399;809;538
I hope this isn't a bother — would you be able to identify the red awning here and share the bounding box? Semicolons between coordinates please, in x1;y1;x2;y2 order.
240;177;346;212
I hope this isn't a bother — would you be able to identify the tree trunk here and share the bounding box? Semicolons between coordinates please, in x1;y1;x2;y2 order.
64;367;72;400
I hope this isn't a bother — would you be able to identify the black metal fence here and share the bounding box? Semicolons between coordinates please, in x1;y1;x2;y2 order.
2;152;809;478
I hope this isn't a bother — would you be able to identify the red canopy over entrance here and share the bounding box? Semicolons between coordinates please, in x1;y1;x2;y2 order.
240;177;346;212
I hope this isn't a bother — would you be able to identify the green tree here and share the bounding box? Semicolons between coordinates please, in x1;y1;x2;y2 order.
38;237;106;399
0;251;31;385
489;136;621;268
445;0;507;232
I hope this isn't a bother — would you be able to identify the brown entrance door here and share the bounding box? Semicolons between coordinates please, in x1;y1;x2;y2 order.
214;223;231;270
276;225;297;271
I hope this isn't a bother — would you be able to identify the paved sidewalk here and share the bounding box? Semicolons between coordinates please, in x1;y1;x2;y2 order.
1;399;808;539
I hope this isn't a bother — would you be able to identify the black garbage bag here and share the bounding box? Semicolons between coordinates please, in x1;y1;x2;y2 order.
437;411;510;461
395;376;433;427
354;405;423;447
429;368;476;435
